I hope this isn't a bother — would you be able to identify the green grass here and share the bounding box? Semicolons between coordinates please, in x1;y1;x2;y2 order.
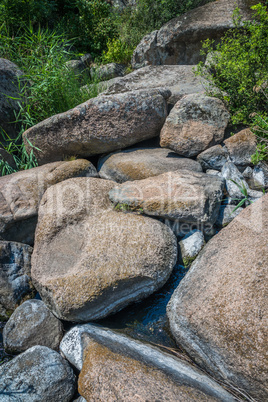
0;24;101;176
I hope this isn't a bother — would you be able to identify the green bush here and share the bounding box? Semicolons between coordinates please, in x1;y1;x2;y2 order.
102;38;134;65
195;3;268;162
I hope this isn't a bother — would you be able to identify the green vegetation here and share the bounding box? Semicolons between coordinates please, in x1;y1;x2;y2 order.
195;4;268;163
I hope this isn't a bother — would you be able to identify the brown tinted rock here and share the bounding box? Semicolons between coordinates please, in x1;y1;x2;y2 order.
0;58;26;142
0;241;33;314
3;299;63;353
109;170;224;224
31;177;177;321
103;65;207;107
0;159;96;245
23;89;169;165
76;324;235;401
98;147;202;182
160;94;230;157
132;0;258;68
224;129;257;167
167;194;268;401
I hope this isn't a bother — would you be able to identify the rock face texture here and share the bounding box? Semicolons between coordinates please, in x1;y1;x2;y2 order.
224;129;257;167
132;0;258;68
59;324;236;401
103;65;207;106
3;299;63;353
0;241;33;316
98;147;202;182
0;345;76;401
0;58;26;141
23;89;169;165
31;177;177;321
167;194;268;401
0;159;96;245
109;170;224;224
197;145;229;171
160;94;230;157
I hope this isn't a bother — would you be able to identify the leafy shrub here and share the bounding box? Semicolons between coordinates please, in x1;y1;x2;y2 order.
195;3;268;162
102;38;134;65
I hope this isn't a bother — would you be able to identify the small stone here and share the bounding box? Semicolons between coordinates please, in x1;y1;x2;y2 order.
206;169;221;176
197;145;228;171
0;241;33;314
215;204;244;227
179;230;205;266
90;63;126;80
242;166;253;179
253;162;268;188
3;299;63;354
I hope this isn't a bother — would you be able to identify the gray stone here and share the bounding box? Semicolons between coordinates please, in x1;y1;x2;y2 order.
0;241;33;315
0;345;76;401
215;204;244;227
98;147;202;182
160;94;230;157
179;230;205;266
65;55;91;76
242;166;253;179
253;162;268;188
90;63;126;80
23;89;169;165
103;65;207;107
221;161;263;203
132;0;258;68
109;170;224;225
0;159;97;245
0;58;27;142
167;194;268;401
31;177;177;322
206;169;221;176
197;145;229;171
60;324;235;401
3;299;63;354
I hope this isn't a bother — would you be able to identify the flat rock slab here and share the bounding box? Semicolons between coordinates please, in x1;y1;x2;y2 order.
167;194;268;401
59;324;235;401
103;65;207;106
0;345;75;402
109;170;224;224
3;299;63;354
0;159;96;245
98;147;202;182
132;0;258;68
160;94;230;157
31;177;177;321
23;89;169;165
0;241;33;314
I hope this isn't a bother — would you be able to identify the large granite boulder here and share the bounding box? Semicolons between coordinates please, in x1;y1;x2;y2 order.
0;159;96;245
0;241;33;319
132;0;258;68
103;65;207;107
23;89;169;165
160;94;230;157
31;177;177;322
98;147;202;182
167;194;268;401
59;324;235;400
0;58;26;142
0;345;76;401
3;299;63;354
109;170;224;224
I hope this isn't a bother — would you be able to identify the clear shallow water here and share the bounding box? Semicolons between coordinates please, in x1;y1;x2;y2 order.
98;264;188;348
